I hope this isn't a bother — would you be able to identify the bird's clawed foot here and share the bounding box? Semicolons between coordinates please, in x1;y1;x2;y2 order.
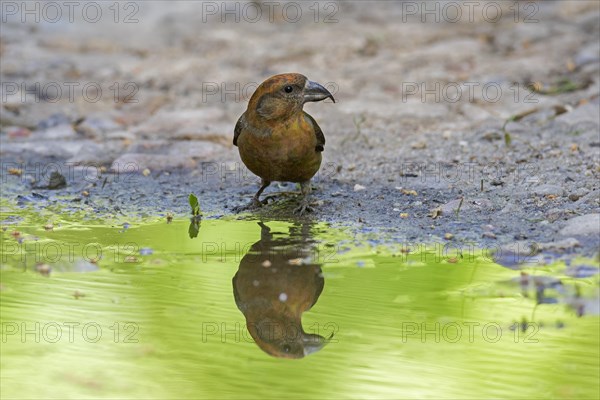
233;180;271;213
233;197;263;213
252;197;265;208
293;181;315;216
293;199;314;216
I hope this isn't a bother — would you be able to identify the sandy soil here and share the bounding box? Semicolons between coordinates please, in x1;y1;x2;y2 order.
1;1;599;263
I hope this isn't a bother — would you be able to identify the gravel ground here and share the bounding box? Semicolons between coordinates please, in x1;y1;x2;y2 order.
1;1;599;263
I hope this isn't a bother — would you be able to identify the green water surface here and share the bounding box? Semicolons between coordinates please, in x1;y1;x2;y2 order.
1;204;598;399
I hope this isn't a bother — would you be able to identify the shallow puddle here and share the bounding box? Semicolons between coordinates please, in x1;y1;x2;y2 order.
1;205;599;399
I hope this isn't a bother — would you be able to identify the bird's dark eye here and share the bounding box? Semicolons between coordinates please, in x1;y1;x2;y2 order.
284;86;293;93
283;344;291;353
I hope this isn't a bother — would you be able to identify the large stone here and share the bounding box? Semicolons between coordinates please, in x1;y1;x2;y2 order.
34;124;78;140
111;153;196;173
556;103;600;127
132;109;229;143
1;140;86;158
560;214;600;236
439;198;493;215
110;141;226;172
67;141;127;166
533;184;565;197
538;238;580;251
76;116;124;139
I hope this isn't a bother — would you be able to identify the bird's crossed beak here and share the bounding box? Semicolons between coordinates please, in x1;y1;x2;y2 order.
303;80;335;103
302;332;334;356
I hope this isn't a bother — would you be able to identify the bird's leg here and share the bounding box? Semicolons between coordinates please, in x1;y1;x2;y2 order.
252;179;271;207
234;180;271;212
294;180;313;215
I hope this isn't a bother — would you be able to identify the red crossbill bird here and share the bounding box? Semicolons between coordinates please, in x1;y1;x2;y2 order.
234;73;335;214
232;222;330;358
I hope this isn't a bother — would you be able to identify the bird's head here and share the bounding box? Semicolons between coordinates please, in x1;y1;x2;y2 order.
248;315;332;359
248;73;335;120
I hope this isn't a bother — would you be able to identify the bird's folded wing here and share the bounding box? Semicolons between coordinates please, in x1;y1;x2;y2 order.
304;112;326;152
233;113;245;146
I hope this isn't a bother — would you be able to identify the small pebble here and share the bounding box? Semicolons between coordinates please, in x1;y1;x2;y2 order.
354;184;366;191
482;232;497;239
36;263;51;276
73;290;85;299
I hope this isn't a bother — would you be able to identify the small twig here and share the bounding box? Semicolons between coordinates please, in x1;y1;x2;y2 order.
455;197;464;219
341;113;366;146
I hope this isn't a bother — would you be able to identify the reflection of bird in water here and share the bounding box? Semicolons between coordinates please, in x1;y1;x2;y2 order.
232;222;330;358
